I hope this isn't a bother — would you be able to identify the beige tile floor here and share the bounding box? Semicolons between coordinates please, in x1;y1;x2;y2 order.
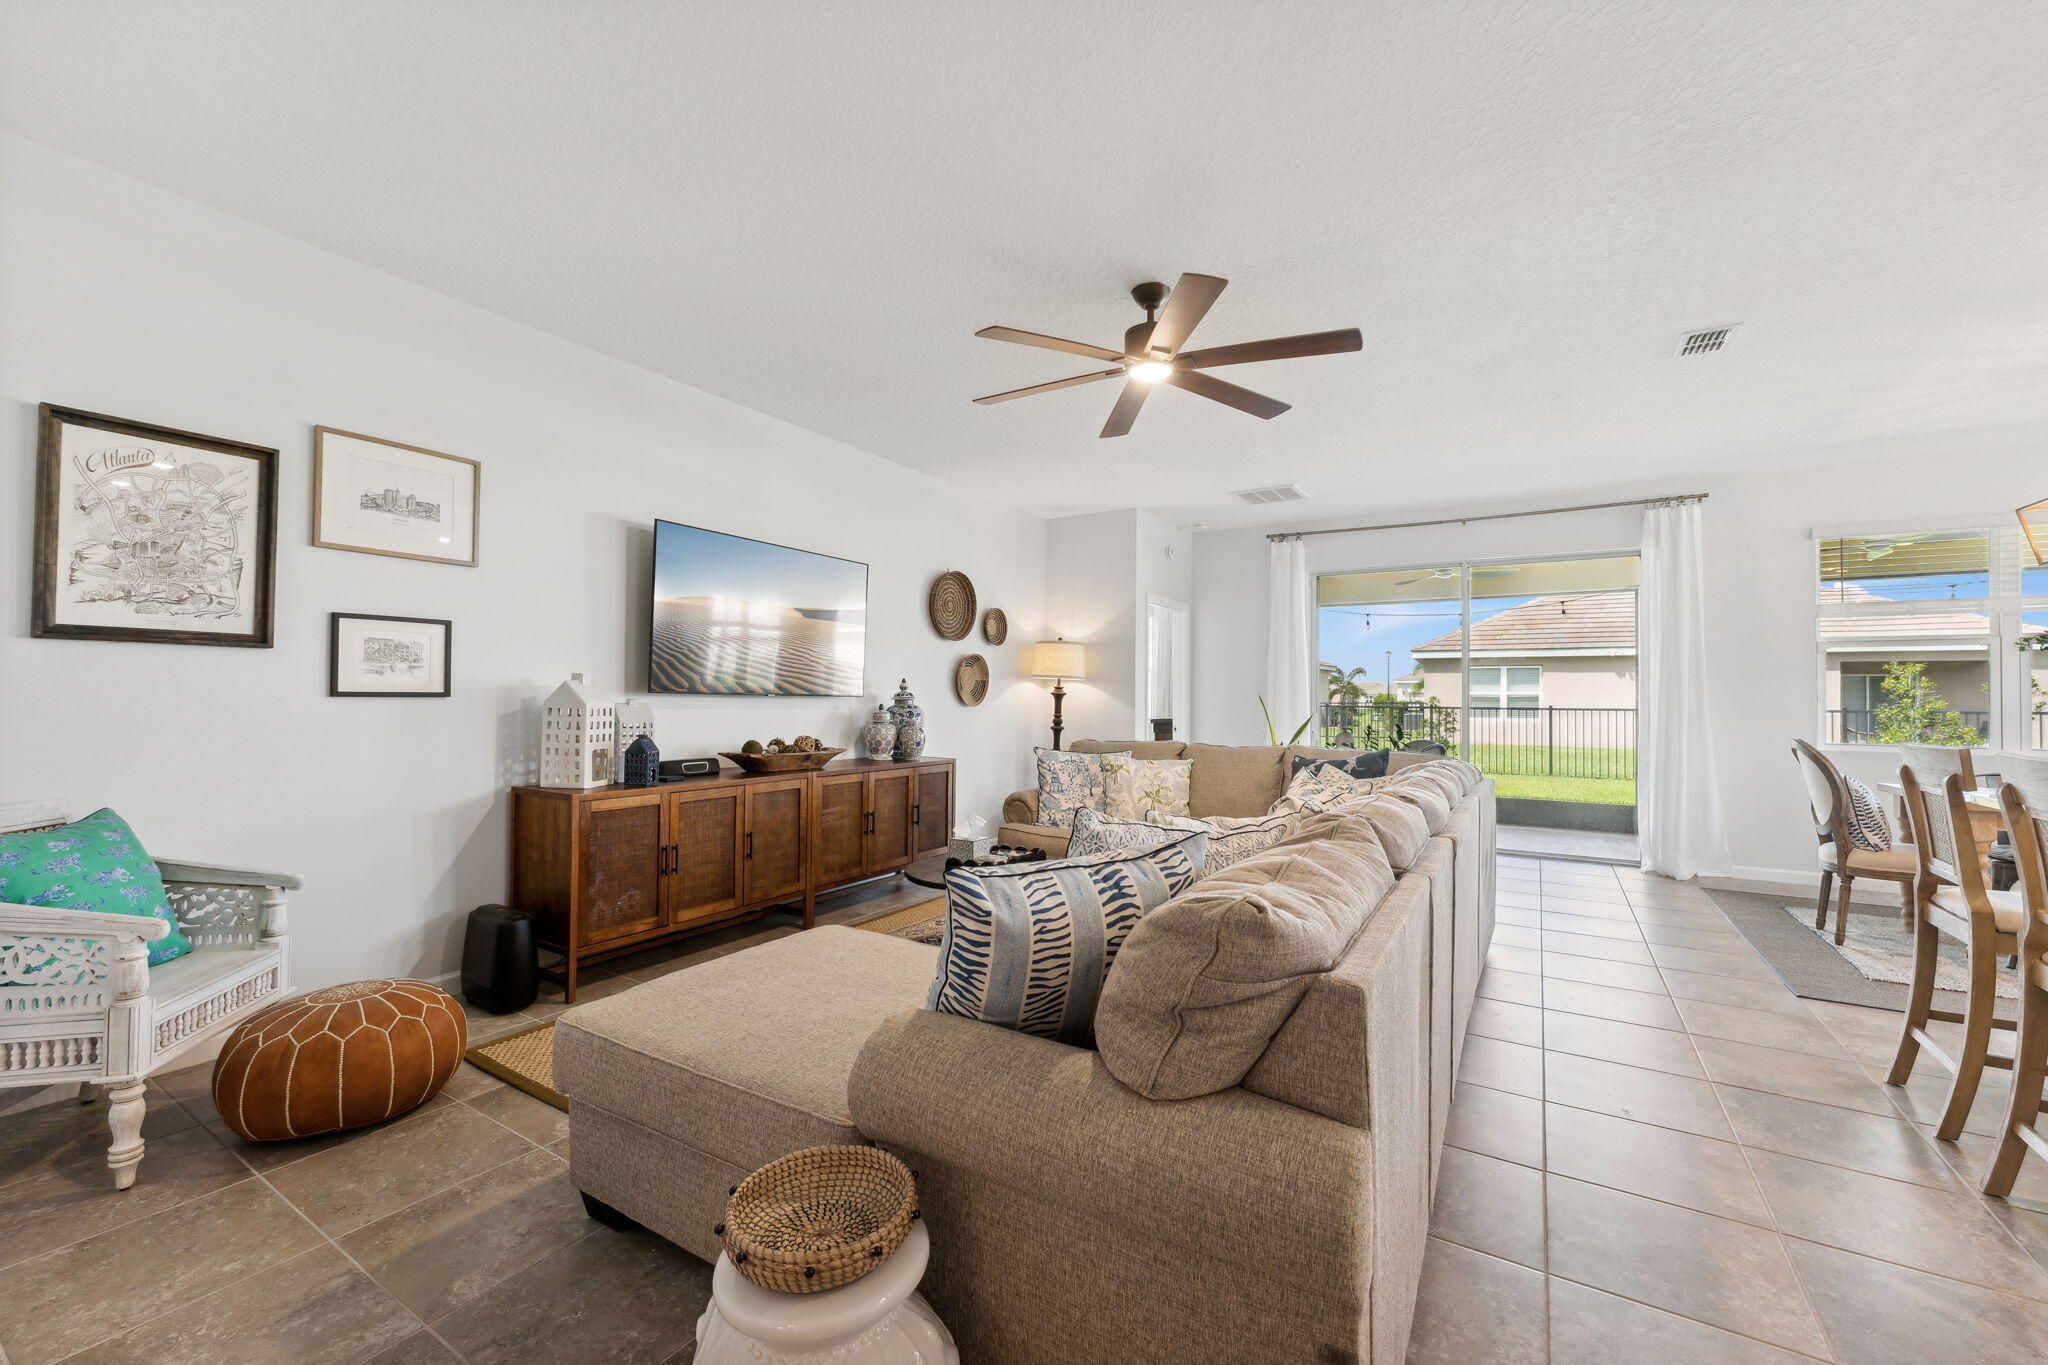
0;876;938;1365
11;860;2048;1364
1408;855;2048;1365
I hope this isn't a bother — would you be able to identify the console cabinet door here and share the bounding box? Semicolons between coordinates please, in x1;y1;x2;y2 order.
668;787;742;926
911;764;952;858
744;779;808;906
815;773;869;886
867;769;917;873
580;792;667;945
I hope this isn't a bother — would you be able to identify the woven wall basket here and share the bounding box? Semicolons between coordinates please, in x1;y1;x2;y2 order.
718;1145;918;1294
954;653;989;706
981;607;1007;645
928;571;976;641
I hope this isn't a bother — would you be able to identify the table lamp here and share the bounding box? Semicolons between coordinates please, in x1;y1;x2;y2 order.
1029;639;1086;750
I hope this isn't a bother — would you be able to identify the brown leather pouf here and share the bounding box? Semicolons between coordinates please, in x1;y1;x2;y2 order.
211;979;468;1141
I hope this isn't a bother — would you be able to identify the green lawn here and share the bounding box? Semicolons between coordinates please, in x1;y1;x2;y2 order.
1313;735;1639;806
1490;773;1637;805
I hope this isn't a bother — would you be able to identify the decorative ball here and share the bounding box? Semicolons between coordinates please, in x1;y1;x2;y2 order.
767;738;788;752
792;735;821;752
741;739;764;755
211;979;467;1141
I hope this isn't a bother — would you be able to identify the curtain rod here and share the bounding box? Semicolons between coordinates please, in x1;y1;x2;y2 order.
1264;493;1709;542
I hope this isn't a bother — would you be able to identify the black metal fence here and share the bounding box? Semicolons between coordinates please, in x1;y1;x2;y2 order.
1319;703;1637;779
1825;709;1994;745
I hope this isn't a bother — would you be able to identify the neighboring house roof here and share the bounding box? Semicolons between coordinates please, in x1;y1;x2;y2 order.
1409;585;2039;658
1411;593;1635;657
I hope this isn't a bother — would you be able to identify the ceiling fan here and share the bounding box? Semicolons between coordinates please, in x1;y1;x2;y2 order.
972;272;1362;438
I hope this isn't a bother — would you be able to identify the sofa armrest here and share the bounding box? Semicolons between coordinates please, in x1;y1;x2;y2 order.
1000;788;1039;825
848;1010;1367;1281
155;859;304;892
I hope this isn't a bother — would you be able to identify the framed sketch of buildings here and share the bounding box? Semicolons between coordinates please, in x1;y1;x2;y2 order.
33;404;278;647
329;613;452;697
313;427;480;566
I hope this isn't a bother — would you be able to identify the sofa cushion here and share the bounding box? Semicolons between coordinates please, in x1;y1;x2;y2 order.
1096;835;1397;1100
1383;782;1454;832
1282;797;1430;871
1274;762;1375;813
1387;749;1450;774
552;927;936;1171
1143;809;1299;872
1183;744;1290;818
1099;754;1193;819
927;830;1208;1045
1071;739;1187;759
1389;767;1464;805
1035;746;1126;829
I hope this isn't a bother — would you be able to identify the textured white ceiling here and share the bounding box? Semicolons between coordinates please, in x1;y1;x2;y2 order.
5;1;2047;528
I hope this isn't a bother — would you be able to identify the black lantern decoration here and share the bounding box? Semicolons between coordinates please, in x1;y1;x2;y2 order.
621;734;661;787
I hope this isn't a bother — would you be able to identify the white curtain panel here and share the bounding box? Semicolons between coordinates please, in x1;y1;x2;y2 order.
1637;499;1732;878
1265;536;1313;740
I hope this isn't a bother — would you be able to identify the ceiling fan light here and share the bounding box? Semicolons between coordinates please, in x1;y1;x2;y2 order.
1127;360;1174;383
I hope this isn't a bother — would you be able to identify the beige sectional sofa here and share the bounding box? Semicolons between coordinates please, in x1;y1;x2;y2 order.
554;742;1494;1365
999;738;1452;855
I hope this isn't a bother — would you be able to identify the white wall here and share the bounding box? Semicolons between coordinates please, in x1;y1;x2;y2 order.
1039;508;1192;743
0;136;1047;989
1191;451;2044;885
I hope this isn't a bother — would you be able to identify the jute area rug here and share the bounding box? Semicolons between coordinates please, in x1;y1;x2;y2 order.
464;1020;569;1111
850;896;947;946
1706;886;2016;1019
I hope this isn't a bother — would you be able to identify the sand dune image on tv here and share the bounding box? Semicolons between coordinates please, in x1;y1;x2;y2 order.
647;522;867;697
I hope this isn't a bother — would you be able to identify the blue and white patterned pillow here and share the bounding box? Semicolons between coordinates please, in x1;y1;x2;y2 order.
1034;747;1128;829
1843;776;1893;851
1068;808;1182;858
927;829;1207;1044
1290;750;1390;781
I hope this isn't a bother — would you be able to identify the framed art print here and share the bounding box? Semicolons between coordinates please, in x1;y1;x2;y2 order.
329;613;452;697
313;427;480;566
33;404;278;647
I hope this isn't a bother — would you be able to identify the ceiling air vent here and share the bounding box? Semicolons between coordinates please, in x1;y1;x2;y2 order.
1675;324;1741;357
1232;483;1309;506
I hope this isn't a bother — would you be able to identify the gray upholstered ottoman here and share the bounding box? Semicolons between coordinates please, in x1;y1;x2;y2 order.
553;926;938;1260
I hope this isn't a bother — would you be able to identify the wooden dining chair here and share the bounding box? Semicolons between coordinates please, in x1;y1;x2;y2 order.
1984;752;2048;1196
1790;739;1917;945
1886;754;2022;1142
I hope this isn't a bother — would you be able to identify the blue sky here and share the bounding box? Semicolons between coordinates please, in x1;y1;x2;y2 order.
652;521;867;610
1318;566;2039;684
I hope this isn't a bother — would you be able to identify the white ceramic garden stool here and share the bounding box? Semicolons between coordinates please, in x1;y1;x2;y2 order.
695;1222;957;1365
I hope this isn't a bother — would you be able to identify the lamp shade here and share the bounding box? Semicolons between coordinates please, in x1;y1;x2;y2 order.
2022;497;2048;566
1029;640;1086;680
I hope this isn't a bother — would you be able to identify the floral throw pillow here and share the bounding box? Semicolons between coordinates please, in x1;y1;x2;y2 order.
1035;748;1127;829
0;808;191;966
1100;755;1193;820
1290;751;1390;781
1270;762;1374;816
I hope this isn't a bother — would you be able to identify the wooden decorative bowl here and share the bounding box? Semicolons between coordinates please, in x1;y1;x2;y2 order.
718;1144;918;1294
719;747;845;773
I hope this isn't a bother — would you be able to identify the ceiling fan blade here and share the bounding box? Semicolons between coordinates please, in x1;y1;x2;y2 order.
972;368;1125;404
975;326;1125;362
1165;368;1290;420
1100;380;1150;438
1143;273;1227;357
1177;328;1363;370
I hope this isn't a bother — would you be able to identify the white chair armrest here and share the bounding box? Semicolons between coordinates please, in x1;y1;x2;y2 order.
0;901;171;941
154;860;304;892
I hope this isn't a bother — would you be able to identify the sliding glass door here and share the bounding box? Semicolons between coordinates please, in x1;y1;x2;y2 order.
1317;554;1641;856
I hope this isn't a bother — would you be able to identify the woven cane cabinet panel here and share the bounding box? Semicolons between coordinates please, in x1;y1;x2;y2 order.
510;758;952;1001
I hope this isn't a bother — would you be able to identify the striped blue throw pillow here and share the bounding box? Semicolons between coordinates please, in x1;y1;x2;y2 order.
926;830;1208;1045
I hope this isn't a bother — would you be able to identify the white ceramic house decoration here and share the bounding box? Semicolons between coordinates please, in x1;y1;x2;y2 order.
542;673;617;788
615;700;657;749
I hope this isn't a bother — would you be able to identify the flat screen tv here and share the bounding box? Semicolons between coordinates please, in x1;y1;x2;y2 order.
648;520;868;696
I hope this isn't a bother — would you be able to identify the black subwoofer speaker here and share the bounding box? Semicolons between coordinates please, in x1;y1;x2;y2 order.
461;904;539;1014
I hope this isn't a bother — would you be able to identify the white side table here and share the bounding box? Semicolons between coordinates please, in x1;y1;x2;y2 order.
696;1222;958;1364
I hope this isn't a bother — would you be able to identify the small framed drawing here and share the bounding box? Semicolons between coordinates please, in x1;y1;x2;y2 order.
312;427;480;566
33;404;278;647
329;613;452;697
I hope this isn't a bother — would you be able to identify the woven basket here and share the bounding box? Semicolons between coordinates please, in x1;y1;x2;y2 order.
718;1145;918;1294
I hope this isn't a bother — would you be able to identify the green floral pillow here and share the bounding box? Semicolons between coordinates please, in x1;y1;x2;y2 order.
1100;755;1193;820
0;809;191;966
